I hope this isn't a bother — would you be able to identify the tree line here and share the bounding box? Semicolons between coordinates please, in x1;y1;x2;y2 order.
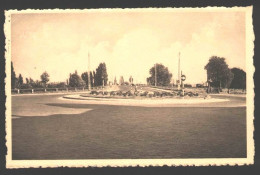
11;55;246;90
11;62;108;89
11;62;51;89
146;56;246;90
69;62;108;88
204;56;246;91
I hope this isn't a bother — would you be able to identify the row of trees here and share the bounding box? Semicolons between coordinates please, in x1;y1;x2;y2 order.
146;56;246;90
11;62;50;89
11;55;246;90
11;61;109;89
68;62;108;88
205;56;246;90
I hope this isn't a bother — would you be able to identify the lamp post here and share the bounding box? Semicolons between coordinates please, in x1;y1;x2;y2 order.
178;52;181;90
181;71;186;97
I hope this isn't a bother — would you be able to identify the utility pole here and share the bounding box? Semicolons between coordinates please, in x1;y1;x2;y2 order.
155;63;157;86
178;52;181;90
88;52;91;90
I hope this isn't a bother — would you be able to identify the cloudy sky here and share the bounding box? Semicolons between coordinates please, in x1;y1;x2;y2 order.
11;9;246;84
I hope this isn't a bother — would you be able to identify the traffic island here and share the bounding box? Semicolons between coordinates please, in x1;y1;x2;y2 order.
62;90;229;107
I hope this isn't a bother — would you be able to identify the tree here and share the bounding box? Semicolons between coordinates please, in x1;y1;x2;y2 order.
69;71;85;87
90;71;94;87
222;68;234;90
29;78;34;86
82;71;95;87
34;80;44;88
93;71;96;86
129;76;133;84
48;82;67;88
26;78;29;84
147;63;172;86
18;74;23;88
146;77;152;85
40;71;50;87
119;76;124;85
11;61;17;89
95;63;108;86
204;56;234;90
20;77;31;89
230;68;246;90
81;72;89;87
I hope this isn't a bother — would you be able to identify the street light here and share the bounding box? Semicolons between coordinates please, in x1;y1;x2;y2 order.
181;71;186;96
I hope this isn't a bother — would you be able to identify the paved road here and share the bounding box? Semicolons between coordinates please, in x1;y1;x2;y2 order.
11;88;246;159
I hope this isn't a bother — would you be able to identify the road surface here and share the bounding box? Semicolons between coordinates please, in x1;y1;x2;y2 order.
11;86;246;159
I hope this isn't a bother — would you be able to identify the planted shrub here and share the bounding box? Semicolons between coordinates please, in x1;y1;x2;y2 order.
147;92;153;98
97;91;103;95
139;91;146;96
153;91;161;97
168;92;174;96
134;91;139;96
142;91;148;96
90;91;98;95
161;92;168;97
126;90;134;96
110;91;116;96
117;91;123;96
187;92;193;97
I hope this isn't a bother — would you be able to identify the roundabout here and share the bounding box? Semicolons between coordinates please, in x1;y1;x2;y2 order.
62;94;229;106
11;86;246;159
61;85;230;107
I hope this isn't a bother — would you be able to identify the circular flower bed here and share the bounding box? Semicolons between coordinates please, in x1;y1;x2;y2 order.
86;90;202;99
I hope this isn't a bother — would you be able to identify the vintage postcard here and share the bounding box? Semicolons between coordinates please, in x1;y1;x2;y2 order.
5;7;254;168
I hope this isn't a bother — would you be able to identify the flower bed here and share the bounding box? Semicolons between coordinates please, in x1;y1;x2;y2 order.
84;90;204;99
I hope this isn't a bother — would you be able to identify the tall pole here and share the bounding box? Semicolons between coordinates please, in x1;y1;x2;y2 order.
155;63;157;86
178;52;181;90
181;70;184;96
88;52;91;90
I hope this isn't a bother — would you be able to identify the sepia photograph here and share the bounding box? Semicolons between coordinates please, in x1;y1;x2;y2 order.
4;7;254;168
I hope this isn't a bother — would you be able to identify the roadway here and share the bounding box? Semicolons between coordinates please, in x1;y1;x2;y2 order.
11;86;247;159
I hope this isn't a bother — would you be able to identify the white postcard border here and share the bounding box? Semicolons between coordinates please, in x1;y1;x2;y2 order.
4;7;255;168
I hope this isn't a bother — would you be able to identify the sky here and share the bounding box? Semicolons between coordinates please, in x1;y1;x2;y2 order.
11;9;246;84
